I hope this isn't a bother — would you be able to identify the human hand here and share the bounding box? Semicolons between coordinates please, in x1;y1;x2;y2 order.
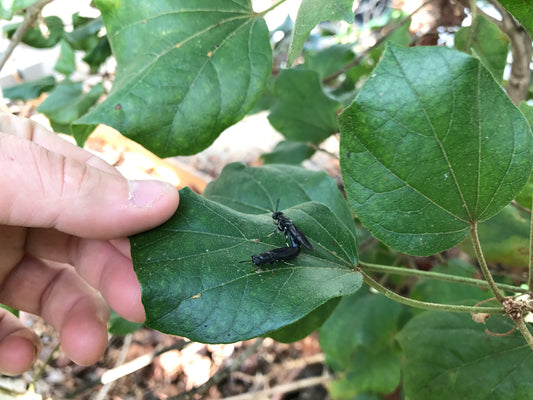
0;112;179;375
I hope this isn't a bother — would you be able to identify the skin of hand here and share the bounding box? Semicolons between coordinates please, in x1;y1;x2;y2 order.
0;112;179;375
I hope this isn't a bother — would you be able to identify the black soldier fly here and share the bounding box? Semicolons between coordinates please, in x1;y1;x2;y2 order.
240;245;300;266
272;199;313;250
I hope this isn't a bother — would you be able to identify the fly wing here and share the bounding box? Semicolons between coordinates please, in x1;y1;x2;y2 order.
288;224;313;250
272;245;301;260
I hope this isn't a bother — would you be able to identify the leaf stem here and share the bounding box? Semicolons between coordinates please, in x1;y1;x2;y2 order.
516;319;533;351
464;0;477;52
471;222;533;351
256;0;287;17
360;270;502;314
360;261;528;294
470;223;505;303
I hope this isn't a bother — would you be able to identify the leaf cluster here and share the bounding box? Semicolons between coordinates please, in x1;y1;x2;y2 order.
3;1;533;398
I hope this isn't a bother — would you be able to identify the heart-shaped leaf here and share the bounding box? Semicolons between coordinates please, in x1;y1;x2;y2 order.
131;165;361;343
339;44;533;256
397;312;533;400
73;0;272;156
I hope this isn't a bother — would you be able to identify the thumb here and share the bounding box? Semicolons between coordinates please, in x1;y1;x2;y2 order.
0;133;179;238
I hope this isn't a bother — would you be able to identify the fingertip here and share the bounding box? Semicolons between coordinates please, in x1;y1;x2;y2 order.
60;299;110;366
0;331;40;375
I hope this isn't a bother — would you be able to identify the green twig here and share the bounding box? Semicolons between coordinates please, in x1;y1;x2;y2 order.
361;270;502;314
256;0;287;16
463;0;478;52
0;0;55;72
32;342;60;384
470;223;505;303
516;319;533;351
511;200;531;215
360;261;528;294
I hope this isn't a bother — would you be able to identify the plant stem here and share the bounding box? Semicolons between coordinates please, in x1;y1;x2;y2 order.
361;270;502;314
32;342;59;384
257;0;287;16
0;0;55;72
516;319;533;351
360;261;528;294
463;0;477;52
470;223;505;303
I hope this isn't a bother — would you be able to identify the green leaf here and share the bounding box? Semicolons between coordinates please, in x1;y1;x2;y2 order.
498;1;533;40
397;312;533;400
72;0;272;156
83;36;112;73
287;0;355;66
5;15;64;48
64;16;103;51
455;15;510;82
108;309;143;336
459;206;530;268
2;75;55;100
268;69;341;144
0;303;18;317
37;81;105;135
202;162;356;237
320;289;407;395
54;39;76;76
303;44;355;80
261;140;315;165
0;0;37;20
131;186;361;343
339;44;533;256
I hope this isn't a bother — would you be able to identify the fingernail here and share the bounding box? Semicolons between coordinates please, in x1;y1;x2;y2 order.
128;180;171;207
